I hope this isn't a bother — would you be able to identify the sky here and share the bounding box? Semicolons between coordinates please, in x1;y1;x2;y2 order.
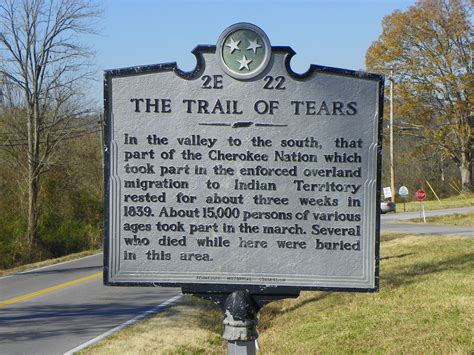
89;0;414;105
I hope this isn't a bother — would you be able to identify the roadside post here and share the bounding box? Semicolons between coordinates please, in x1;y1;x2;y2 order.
399;186;409;212
416;188;426;222
103;23;384;353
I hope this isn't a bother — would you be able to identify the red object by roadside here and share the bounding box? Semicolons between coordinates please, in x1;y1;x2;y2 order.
416;189;426;201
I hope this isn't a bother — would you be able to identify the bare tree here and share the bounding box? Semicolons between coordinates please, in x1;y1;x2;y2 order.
0;0;100;255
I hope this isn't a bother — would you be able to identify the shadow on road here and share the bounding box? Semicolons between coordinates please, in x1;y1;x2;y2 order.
0;290;181;342
18;265;102;276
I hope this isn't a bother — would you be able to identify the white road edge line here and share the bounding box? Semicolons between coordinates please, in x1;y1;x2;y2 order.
0;253;103;280
63;293;183;355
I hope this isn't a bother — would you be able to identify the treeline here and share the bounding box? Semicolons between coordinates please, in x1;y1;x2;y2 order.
0;131;103;269
0;0;102;269
381;133;463;202
366;0;472;193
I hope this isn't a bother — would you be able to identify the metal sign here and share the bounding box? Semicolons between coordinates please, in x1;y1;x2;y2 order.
104;23;383;292
416;189;426;201
383;187;392;199
399;186;409;198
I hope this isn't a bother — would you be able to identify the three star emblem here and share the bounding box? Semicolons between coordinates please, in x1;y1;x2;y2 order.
218;23;271;79
226;37;262;71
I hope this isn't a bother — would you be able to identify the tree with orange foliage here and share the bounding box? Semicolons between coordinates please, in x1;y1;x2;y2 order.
366;0;472;192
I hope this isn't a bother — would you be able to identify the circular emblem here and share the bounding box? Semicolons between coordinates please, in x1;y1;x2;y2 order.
217;23;271;80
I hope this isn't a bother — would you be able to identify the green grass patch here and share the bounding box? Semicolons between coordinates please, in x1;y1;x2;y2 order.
259;235;473;353
82;235;473;354
400;193;473;212
0;250;100;277
405;212;474;226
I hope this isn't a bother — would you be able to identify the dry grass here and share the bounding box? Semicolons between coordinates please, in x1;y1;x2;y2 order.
82;235;473;354
401;193;474;212
81;296;224;354
406;212;474;226
0;250;100;277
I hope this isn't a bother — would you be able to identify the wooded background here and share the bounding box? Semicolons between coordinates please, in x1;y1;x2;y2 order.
0;0;471;269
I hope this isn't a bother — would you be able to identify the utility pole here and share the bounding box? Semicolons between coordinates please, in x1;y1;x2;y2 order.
373;66;397;203
389;68;395;203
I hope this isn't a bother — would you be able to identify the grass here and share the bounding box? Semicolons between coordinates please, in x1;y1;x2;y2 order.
81;234;473;354
400;192;473;212
0;249;100;277
80;296;224;355
406;212;474;226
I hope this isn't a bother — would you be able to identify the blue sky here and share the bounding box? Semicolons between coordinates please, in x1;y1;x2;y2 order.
90;0;414;104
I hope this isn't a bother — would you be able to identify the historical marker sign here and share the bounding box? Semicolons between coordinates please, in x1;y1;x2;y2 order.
399;185;409;212
104;23;383;292
399;186;409;198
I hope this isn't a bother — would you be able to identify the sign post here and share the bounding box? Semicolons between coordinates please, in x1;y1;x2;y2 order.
399;185;409;212
416;188;426;222
104;23;383;352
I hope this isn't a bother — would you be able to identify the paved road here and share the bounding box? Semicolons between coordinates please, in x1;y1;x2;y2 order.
381;206;473;237
0;207;471;354
0;254;180;355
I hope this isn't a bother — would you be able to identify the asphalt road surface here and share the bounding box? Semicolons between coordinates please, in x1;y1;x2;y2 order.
0;207;471;354
381;206;474;237
0;254;180;355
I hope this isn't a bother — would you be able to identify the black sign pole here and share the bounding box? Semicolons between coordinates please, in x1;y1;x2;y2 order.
222;291;258;354
182;286;299;354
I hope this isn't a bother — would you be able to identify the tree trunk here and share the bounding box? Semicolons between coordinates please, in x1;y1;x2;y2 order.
25;101;41;257
459;151;472;193
26;172;40;252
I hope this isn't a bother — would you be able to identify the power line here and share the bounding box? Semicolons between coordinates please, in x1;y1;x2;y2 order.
0;120;101;137
0;128;102;147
